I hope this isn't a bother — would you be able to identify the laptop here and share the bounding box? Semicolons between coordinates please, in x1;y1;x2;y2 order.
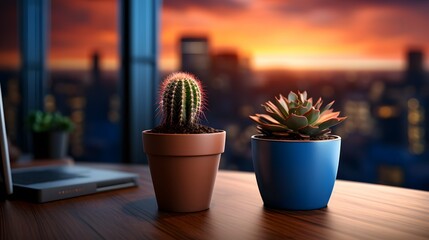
0;85;138;203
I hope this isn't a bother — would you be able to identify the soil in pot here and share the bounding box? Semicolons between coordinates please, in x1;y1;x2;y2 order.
150;123;219;134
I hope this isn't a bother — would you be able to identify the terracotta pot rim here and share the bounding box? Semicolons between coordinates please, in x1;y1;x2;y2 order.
143;130;226;156
143;129;225;136
251;134;341;143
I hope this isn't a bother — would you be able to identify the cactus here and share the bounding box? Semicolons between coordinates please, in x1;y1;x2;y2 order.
160;72;204;127
250;91;346;139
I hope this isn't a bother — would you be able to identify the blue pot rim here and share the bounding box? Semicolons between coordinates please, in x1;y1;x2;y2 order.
251;134;341;143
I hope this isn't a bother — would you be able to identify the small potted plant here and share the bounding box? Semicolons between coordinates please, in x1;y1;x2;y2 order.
250;91;346;210
28;111;74;159
142;72;226;212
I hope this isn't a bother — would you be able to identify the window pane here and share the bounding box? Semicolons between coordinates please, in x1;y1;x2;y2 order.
49;0;120;162
160;1;429;189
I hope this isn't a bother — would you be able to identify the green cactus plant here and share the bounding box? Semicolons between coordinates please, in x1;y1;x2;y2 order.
250;91;346;140
160;72;204;127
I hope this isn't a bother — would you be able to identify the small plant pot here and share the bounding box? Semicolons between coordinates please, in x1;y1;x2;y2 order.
251;135;341;210
142;130;226;212
32;131;69;159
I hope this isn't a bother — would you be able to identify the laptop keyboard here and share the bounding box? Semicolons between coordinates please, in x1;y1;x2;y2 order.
12;169;85;185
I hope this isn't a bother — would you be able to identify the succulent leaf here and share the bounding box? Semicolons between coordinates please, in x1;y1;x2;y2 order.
314;129;331;136
321;100;335;113
265;101;285;119
298;125;320;136
290;105;311;115
255;114;280;125
314;98;323;109
288;91;299;102
317;117;347;130
298;91;307;102
258;124;289;132
315;111;340;125
275;95;289;116
304;108;320;124
250;116;288;131
285;114;308;130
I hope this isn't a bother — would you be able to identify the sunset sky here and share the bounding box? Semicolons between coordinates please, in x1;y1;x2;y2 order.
1;0;429;71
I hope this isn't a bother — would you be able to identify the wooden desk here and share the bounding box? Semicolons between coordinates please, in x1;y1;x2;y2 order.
1;164;428;239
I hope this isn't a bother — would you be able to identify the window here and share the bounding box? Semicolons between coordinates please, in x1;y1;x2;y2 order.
48;0;121;162
160;1;429;189
0;0;160;163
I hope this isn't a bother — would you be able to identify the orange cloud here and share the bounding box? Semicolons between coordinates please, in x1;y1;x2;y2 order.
160;0;429;71
49;0;118;70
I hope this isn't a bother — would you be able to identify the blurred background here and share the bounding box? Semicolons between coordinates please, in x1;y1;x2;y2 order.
1;0;428;190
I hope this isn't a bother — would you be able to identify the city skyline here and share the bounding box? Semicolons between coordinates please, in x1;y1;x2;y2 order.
1;0;429;71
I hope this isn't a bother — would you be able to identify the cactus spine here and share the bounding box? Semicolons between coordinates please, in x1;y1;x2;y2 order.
161;72;203;126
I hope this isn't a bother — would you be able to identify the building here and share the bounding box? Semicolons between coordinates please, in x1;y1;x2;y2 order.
180;36;210;82
366;48;429;189
406;50;425;91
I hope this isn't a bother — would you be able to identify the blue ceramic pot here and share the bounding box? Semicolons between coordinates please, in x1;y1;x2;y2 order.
251;135;341;210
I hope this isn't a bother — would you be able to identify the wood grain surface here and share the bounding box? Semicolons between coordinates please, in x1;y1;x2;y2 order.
1;164;428;239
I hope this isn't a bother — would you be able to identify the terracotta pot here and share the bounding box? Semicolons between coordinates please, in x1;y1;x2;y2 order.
142;130;226;212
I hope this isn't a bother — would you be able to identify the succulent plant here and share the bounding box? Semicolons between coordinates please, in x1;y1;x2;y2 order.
160;72;204;126
250;91;346;139
27;111;74;133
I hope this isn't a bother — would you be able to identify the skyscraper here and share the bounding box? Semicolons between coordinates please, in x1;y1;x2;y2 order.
91;51;101;85
406;49;425;91
86;51;109;122
180;36;210;81
373;49;427;150
211;51;240;90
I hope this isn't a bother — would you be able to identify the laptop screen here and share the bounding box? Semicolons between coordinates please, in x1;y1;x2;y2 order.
0;84;13;196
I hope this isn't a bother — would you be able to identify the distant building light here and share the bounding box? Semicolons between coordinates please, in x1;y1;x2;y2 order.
369;81;385;102
407;98;419;109
342;100;374;136
408;112;421;124
378;165;404;186
407;97;425;155
69;97;86;109
71;110;84;123
410;143;425;155
408;127;423;140
377;106;398;118
44;95;56;112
